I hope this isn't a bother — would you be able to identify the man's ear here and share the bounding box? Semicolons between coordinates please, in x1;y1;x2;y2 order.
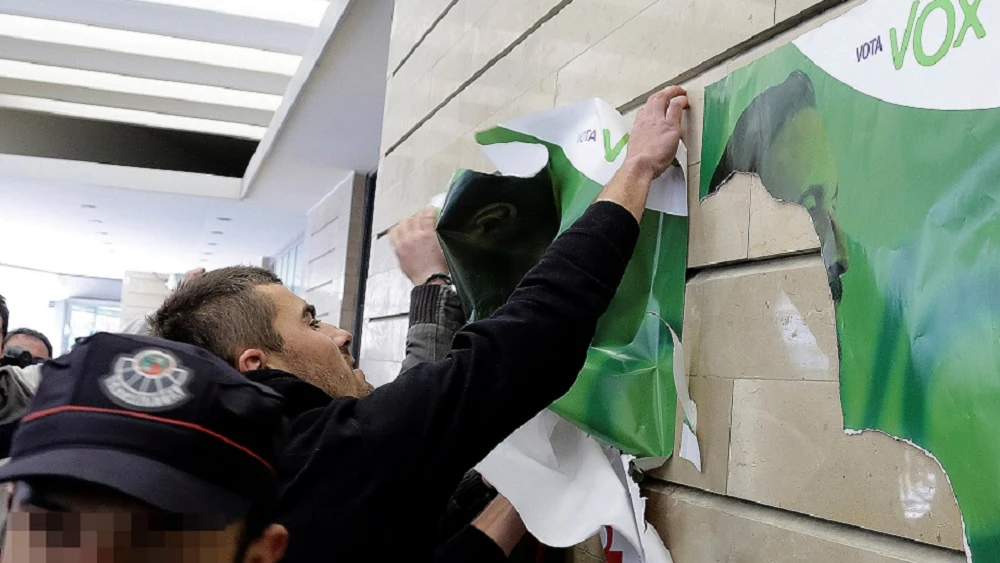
236;349;267;373
240;524;288;563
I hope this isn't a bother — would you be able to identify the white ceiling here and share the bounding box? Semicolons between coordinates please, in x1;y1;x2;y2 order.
0;173;311;279
0;0;333;139
0;0;392;281
243;0;391;205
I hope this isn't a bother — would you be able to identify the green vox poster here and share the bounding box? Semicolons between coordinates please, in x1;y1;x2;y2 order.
701;0;999;559
437;99;690;459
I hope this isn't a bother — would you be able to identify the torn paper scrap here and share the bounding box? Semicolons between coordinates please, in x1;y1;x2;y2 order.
645;142;688;217
477;410;671;561
680;422;702;472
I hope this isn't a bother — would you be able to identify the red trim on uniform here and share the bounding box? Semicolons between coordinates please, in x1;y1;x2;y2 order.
21;405;274;473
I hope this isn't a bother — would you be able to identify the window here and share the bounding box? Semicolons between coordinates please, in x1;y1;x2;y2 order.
272;238;304;296
61;299;121;353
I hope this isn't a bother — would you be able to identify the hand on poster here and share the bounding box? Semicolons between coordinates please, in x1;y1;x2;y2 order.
625;86;688;179
598;87;688;221
390;207;450;286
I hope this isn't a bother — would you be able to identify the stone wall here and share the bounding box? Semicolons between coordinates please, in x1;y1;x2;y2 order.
362;1;966;560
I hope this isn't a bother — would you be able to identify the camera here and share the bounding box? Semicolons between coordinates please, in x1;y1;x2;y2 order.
0;346;40;369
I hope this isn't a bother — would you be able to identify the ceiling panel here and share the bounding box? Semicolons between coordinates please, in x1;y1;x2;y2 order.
0;0;320;54
0;96;267;139
0;0;329;138
0;81;274;127
0;37;291;94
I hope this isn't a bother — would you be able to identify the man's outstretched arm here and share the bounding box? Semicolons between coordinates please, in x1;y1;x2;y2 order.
353;85;688;517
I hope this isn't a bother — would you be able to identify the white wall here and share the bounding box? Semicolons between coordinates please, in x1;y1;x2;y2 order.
119;270;181;330
0;263;122;355
302;173;366;333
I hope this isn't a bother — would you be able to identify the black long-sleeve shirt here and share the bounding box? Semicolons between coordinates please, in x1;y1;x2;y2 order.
251;201;640;562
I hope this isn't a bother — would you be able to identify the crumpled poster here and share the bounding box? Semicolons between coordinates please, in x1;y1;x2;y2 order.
437;98;689;561
700;0;1000;560
438;99;689;459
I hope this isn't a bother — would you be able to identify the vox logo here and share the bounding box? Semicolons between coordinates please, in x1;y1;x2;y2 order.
891;0;986;70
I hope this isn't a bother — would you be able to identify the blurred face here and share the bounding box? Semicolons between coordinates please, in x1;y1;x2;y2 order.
254;284;372;398
759;106;850;303
4;334;50;360
0;483;285;563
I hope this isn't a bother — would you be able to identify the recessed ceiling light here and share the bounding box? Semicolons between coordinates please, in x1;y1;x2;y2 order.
207;242;218;246
88;219;103;224
81;204;96;209
0;94;266;140
216;217;233;222
0;60;281;110
135;0;330;27
211;231;224;235
0;15;300;75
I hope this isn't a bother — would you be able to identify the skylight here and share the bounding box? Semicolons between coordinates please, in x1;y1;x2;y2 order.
0;14;302;75
134;0;331;27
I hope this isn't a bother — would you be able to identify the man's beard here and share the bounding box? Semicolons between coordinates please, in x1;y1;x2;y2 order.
283;351;374;398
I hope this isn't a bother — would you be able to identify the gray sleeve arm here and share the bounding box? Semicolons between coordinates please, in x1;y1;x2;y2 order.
399;284;466;374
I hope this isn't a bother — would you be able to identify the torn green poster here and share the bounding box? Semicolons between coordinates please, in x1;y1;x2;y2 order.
437;99;689;458
701;0;998;559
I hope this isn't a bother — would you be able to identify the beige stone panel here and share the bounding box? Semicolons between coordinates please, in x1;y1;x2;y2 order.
359;315;408;363
685;255;839;381
387;1;467;100
387;0;458;72
414;0;654;149
304;250;342;293
649;376;733;494
386;1;491;129
363;268;413;319
382;75;435;153
776;0;851;25
367;233;398;278
646;484;966;562
384;0;569;151
459;129;497;174
371;180;400;237
429;0;561;110
375;150;415;204
727;0;867;73
749;175;821;258
398;97;464;165
575;536;605;559
687;167;751;268
372;150;459;234
469;74;559;132
728;379;964;550
554;0;773;109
